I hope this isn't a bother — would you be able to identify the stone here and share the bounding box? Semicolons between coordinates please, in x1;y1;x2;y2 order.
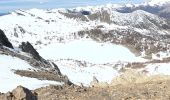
12;85;37;100
0;86;37;100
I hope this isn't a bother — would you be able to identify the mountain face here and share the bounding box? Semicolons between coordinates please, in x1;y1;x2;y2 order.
1;2;170;93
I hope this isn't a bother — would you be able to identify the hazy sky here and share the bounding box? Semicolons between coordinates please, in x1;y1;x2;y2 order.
0;0;145;13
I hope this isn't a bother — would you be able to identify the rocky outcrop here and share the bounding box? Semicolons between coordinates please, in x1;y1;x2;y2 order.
0;29;13;49
0;86;37;100
19;42;41;61
0;30;73;86
0;41;73;85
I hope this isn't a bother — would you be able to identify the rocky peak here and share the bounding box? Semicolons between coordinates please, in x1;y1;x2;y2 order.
0;29;13;49
19;42;41;61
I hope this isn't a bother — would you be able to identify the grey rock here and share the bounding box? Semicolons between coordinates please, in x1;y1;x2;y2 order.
0;29;13;49
19;42;41;61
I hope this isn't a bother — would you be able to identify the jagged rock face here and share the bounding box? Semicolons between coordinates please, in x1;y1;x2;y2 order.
0;29;13;49
19;42;41;61
0;86;37;100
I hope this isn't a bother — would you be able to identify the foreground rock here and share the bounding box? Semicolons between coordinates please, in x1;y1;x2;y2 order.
2;78;170;100
33;70;170;100
0;86;37;100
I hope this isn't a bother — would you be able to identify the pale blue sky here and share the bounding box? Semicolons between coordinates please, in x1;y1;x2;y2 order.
0;0;145;13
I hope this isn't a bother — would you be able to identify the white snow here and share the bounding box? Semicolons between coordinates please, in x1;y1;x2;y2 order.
0;9;96;47
152;51;170;60
144;63;170;75
38;38;146;64
38;38;146;86
0;55;63;93
56;61;119;86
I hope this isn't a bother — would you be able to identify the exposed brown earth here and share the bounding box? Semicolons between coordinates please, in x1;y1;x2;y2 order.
4;79;169;100
33;74;170;100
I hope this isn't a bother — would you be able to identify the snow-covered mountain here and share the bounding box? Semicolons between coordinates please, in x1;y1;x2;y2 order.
116;0;170;19
1;2;170;93
148;0;170;5
0;5;170;58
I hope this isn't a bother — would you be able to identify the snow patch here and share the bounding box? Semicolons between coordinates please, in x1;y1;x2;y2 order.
144;63;170;75
56;62;119;86
38;39;146;64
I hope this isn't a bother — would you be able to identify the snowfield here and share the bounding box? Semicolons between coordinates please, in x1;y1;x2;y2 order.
38;38;146;86
57;63;119;86
38;38;146;64
0;55;63;93
144;63;170;75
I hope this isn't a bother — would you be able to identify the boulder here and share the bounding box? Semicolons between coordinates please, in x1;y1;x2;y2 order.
12;86;37;100
0;86;37;100
0;29;13;48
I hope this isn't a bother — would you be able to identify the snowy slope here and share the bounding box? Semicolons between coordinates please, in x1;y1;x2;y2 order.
144;63;170;75
57;63;119;86
38;38;146;63
38;38;147;86
38;38;145;85
0;54;63;93
0;6;168;48
0;9;96;47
